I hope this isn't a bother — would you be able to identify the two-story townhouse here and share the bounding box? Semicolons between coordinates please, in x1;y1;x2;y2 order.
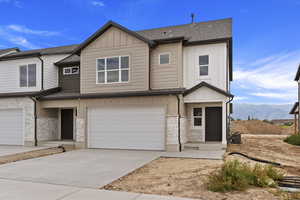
0;45;77;145
290;64;300;134
0;18;233;152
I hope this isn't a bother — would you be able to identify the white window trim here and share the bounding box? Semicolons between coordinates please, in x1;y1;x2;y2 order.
63;66;79;75
192;107;203;129
158;52;171;65
96;55;130;84
199;55;209;78
19;64;37;88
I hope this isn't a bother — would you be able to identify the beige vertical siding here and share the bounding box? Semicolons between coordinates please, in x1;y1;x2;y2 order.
80;26;149;94
150;42;183;89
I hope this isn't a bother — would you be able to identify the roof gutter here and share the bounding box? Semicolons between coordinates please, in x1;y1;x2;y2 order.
37;55;44;90
226;96;234;142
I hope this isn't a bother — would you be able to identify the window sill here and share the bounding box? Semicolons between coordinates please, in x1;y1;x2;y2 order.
96;81;130;85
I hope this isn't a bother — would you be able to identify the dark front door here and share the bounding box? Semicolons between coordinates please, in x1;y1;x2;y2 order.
205;107;222;141
61;109;73;140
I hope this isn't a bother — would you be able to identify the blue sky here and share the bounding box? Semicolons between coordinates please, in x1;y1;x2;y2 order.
0;0;300;104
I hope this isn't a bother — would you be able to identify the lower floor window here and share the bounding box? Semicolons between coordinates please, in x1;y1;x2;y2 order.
193;107;202;127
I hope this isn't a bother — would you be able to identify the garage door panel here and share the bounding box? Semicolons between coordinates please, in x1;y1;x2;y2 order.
0;109;23;145
88;107;165;150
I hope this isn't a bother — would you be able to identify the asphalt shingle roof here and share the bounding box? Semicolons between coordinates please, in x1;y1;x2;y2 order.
137;18;232;42
0;44;78;60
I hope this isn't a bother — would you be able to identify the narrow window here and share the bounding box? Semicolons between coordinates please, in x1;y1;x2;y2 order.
19;65;27;87
159;53;170;65
193;108;202;127
19;64;36;87
28;64;36;87
199;55;209;76
63;66;79;75
96;56;130;84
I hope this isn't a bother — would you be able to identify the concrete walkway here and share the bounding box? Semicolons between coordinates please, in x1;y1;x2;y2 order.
0;149;161;188
0;178;194;200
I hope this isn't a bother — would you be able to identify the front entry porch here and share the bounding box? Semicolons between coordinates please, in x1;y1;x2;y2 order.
183;102;227;146
181;82;233;150
37;106;77;149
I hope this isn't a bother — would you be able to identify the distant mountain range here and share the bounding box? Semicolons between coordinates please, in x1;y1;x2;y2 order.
232;103;294;120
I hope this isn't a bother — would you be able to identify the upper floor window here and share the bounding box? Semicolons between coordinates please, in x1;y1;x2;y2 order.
199;55;209;76
19;64;36;87
63;66;79;75
159;53;170;65
96;56;129;84
192;107;202;127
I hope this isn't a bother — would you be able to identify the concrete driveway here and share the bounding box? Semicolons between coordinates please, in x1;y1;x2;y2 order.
0;145;47;157
0;149;161;188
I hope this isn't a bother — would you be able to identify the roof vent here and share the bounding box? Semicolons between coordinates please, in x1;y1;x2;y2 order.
191;13;195;24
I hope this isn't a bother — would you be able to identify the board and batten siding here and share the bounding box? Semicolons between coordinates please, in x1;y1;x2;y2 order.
150;42;183;89
80;26;149;94
183;43;227;90
59;67;80;93
0;57;42;93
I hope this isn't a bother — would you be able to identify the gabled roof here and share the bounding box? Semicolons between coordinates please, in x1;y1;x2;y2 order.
289;102;299;114
0;47;20;54
73;21;156;54
295;64;300;81
0;44;78;61
183;81;234;98
55;54;80;66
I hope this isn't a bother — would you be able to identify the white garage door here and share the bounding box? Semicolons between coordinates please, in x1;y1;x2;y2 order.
0;109;24;145
88;106;165;150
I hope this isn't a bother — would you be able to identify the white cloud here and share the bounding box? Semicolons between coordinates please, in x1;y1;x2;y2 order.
8;36;39;49
233;50;300;103
251;92;297;99
0;0;22;8
234;51;300;90
7;25;60;36
0;26;40;49
234;96;249;101
91;1;104;6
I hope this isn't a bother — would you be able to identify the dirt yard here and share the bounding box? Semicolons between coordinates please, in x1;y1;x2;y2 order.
227;134;300;175
103;134;300;200
103;157;284;200
0;147;65;165
231;120;294;135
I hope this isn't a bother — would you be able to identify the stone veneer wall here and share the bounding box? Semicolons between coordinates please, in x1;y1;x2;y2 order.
0;97;34;145
74;117;85;148
37;118;58;141
166;116;179;151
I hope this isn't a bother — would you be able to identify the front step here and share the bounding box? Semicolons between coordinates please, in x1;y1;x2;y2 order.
38;141;76;151
184;142;226;151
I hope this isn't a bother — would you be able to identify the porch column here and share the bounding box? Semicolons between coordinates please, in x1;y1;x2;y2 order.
75;100;86;148
222;101;227;144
